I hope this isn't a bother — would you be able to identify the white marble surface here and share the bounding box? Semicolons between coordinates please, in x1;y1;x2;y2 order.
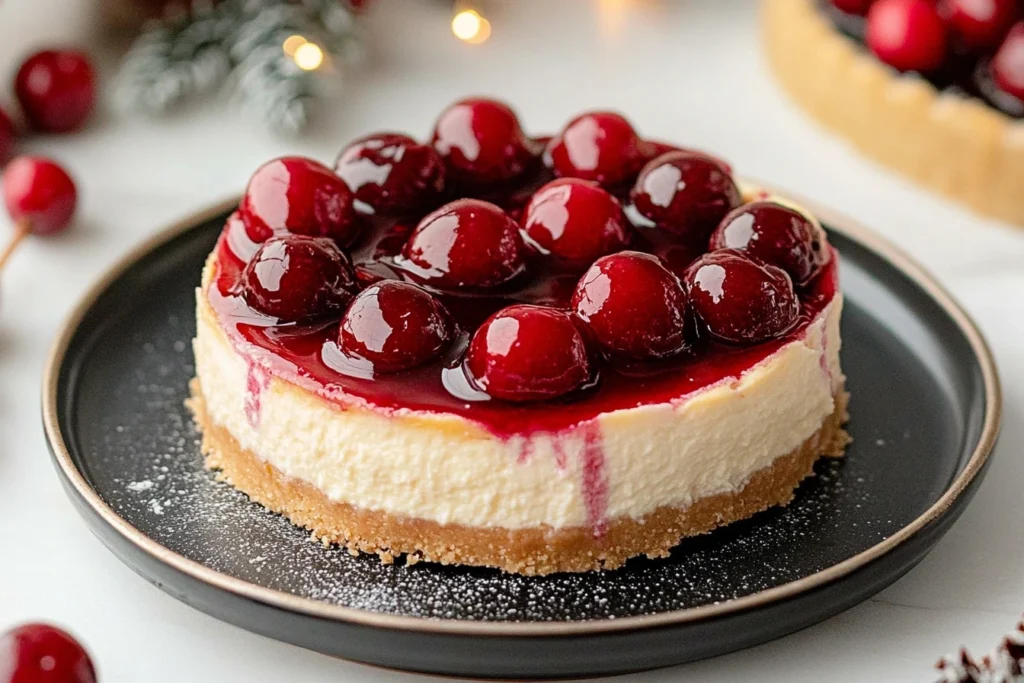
1;1;1022;681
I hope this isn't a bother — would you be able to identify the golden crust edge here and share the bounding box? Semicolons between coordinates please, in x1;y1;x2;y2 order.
761;0;1024;226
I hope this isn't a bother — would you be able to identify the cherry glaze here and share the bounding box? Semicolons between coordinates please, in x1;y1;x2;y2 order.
209;140;839;438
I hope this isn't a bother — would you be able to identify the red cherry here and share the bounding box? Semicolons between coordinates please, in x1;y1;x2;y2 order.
400;199;526;288
241;235;358;322
465;304;592;402
630;151;741;243
431;98;540;186
2;156;77;235
14;50;96;133
939;0;1017;50
334;133;445;214
0;108;15;163
709;201;831;286
521;178;632;269
992;22;1024;101
240;156;359;246
685;250;800;344
339;281;453;372
0;623;97;683
830;0;875;15
866;0;948;72
571;251;688;360
545;112;652;188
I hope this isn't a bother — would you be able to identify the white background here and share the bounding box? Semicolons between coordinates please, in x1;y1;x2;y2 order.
1;1;1023;681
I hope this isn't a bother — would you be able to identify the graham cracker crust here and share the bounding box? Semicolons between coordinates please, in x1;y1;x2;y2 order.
762;0;1024;226
188;379;850;575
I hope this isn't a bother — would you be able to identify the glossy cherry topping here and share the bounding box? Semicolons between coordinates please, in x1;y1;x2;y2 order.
831;0;875;15
14;50;96;133
939;0;1017;50
339;281;453;373
2;156;77;235
431;98;540;187
630;151;742;243
241;235;358;322
866;0;948;72
521;178;632;269
240;156;359;245
0;623;97;683
334;133;445;214
709;201;831;286
399;198;526;288
572;251;689;360
465;305;592;402
685;249;801;345
992;22;1024;101
544;112;652;188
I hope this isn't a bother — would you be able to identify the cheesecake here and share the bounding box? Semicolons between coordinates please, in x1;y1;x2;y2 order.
189;99;850;575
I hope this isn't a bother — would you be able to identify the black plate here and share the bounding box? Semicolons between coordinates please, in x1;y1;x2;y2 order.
43;197;1000;679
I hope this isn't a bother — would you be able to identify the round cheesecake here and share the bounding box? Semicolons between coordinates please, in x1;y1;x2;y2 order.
190;101;850;575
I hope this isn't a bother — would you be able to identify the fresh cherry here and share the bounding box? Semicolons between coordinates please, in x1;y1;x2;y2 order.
866;0;948;72
0;108;15;163
339;281;453;372
2;156;77;235
992;22;1024;101
545;112;651;188
14;50;96;133
0;623;97;683
830;0;875;15
939;0;1017;50
465;304;592;402
241;235;358;322
521;178;631;269
685;250;800;344
240;156;359;246
708;201;831;286
571;251;688;359
334;133;445;214
400;198;526;288
630;151;741;243
431;98;540;186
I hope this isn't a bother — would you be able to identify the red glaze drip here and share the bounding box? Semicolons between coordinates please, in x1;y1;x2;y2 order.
244;358;271;427
580;422;609;537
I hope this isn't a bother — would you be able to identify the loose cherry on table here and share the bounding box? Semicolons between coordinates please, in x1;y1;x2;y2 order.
334;133;445;214
339;281;453;373
685;249;800;345
14;50;96;134
241;235;359;322
240;156;359;246
992;22;1024;101
709;201;831;286
866;0;948;72
399;198;527;288
0;623;97;683
431;98;540;187
1;156;77;272
465;304;593;402
939;0;1017;50
571;251;689;360
0;107;15;163
521;178;632;269
544;111;652;188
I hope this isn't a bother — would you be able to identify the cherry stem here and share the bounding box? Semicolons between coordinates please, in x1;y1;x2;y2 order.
0;220;30;272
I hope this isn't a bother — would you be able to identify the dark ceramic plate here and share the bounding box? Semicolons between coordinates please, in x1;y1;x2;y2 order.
43;196;1000;679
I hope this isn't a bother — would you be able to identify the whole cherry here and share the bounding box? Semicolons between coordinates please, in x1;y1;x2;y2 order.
992;22;1024;101
465;304;592;402
939;0;1017;51
1;156;77;271
0;622;97;683
14;50;96;133
241;235;358;322
571;251;689;360
431;98;540;187
545;111;652;188
334;133;445;214
400;198;527;288
0;107;15;163
630;151;741;243
685;249;800;344
240;156;359;246
830;0;875;15
521;178;631;269
339;281;453;372
708;201;831;286
866;0;948;72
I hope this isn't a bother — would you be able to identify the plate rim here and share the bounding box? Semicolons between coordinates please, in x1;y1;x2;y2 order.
41;189;1002;637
